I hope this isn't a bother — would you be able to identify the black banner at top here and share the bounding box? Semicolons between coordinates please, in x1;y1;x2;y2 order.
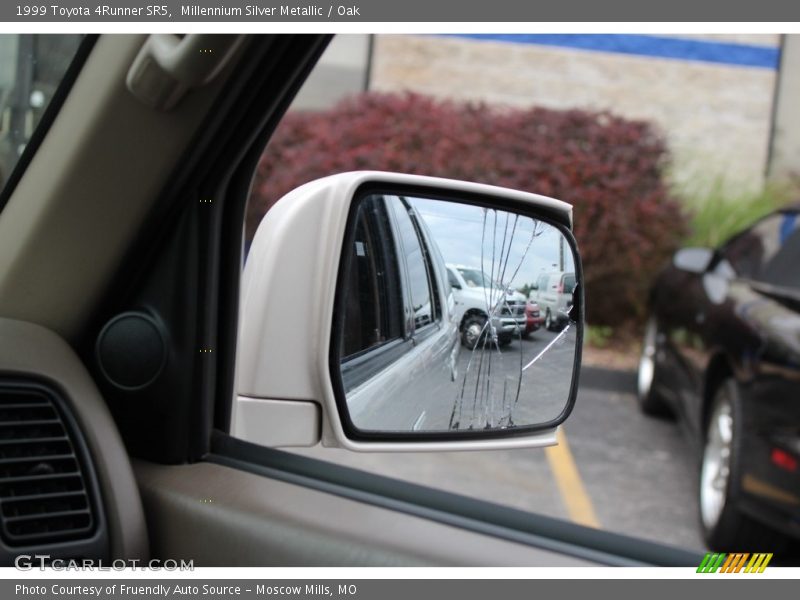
2;0;800;23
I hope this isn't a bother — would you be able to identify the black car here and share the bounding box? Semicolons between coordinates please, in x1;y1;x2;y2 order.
638;205;800;551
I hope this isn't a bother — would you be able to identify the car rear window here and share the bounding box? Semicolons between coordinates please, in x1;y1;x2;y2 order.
458;268;496;289
563;273;576;293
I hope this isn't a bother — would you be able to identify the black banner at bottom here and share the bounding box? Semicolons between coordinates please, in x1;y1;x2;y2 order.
3;579;796;600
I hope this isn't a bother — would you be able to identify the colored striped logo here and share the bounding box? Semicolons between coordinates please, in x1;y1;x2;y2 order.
697;553;773;573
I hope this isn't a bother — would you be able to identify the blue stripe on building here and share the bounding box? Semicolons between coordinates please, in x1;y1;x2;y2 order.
446;34;780;70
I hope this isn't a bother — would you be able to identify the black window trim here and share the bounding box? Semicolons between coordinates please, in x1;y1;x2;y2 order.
387;195;440;337
403;196;444;326
340;194;405;362
337;195;449;390
340;336;414;392
410;319;443;346
339;195;411;391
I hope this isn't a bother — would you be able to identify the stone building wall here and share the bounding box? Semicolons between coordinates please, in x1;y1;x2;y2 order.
370;34;782;192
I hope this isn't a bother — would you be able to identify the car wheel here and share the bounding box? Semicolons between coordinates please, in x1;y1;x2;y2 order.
498;333;512;347
521;329;531;339
461;314;487;350
636;317;671;416
699;379;788;552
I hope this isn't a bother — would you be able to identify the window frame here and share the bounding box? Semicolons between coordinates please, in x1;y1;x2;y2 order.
339;197;413;392
212;36;702;568
338;193;451;392
340;195;405;362
77;33;705;567
387;195;442;339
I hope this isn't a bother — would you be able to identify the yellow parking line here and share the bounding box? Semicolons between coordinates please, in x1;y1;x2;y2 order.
545;427;601;528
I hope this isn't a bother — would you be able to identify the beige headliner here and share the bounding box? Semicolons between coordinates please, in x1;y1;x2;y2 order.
0;35;244;340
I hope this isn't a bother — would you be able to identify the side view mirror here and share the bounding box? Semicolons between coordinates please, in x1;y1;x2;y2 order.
673;247;715;274
234;172;584;452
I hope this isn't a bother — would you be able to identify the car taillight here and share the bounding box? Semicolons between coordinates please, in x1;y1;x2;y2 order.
771;448;798;472
557;283;563;293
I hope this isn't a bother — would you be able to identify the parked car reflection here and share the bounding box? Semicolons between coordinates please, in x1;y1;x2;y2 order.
524;300;545;338
529;270;575;331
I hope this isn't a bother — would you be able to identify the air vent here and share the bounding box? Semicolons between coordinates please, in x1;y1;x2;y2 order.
0;385;95;546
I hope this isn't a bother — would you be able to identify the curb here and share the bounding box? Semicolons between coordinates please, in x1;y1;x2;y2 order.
579;365;637;394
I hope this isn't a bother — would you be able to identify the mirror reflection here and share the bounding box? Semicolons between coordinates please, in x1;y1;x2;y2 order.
337;193;579;434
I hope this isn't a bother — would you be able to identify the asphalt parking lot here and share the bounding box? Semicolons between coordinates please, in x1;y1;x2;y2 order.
451;324;578;430
346;323;578;432
296;330;797;559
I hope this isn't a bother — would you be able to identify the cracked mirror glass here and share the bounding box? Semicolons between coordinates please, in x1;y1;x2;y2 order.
336;193;579;434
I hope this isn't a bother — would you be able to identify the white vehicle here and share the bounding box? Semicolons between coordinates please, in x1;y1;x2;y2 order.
446;264;528;349
529;271;576;331
331;194;461;432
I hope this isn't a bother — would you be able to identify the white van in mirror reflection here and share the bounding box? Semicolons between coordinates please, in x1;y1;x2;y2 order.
529;271;576;331
446;264;527;349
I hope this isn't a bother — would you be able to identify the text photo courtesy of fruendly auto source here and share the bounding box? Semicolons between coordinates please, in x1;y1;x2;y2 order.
237;34;800;560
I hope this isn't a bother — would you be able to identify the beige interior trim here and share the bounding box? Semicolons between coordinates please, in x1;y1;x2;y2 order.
134;460;594;566
0;317;149;560
0;34;247;340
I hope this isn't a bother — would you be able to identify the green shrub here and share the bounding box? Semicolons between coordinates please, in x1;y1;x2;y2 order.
680;178;793;248
586;325;614;348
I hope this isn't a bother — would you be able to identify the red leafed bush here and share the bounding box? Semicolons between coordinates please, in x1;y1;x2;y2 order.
248;92;687;326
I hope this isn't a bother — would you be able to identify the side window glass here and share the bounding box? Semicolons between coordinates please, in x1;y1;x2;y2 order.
341;196;403;359
563;273;576;294
759;212;800;289
721;213;800;288
719;219;772;279
0;35;84;195
447;268;460;289
389;198;436;330
537;274;548;291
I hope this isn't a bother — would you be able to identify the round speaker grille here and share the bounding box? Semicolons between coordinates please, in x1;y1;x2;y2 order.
96;312;167;391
